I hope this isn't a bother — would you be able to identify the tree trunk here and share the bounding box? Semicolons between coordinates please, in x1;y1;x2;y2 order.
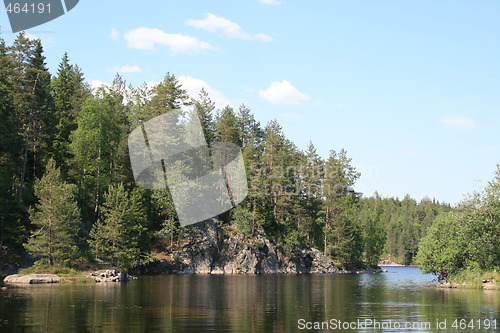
324;206;329;256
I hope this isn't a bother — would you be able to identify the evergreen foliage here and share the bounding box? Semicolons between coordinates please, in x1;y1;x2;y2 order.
0;35;495;275
24;159;80;265
90;184;149;270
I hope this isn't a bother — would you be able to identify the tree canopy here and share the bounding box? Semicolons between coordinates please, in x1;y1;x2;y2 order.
2;35;493;276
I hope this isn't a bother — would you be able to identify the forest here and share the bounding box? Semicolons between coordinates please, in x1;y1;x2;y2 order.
0;33;497;278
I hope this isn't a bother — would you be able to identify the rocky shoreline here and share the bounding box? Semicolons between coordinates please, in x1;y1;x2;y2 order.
436;282;499;290
1;221;384;282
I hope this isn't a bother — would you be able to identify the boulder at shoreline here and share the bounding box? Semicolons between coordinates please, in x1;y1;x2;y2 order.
90;270;136;282
3;274;60;285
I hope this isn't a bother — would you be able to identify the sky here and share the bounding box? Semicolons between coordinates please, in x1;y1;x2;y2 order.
1;0;499;205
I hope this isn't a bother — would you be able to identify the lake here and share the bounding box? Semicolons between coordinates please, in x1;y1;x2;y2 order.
0;267;498;332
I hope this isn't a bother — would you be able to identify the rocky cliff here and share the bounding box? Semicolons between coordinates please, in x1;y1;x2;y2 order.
136;220;378;275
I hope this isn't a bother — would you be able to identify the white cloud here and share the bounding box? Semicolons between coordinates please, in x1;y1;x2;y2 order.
124;27;216;54
186;13;273;42
438;115;476;131
259;80;310;104
259;0;282;4
108;65;142;73
89;80;110;92
178;75;232;109
109;28;120;40
89;80;118;99
253;33;274;42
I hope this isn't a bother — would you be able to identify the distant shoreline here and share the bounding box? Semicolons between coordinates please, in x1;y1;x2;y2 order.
379;264;419;267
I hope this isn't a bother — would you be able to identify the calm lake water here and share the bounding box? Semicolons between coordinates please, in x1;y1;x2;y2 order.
0;267;498;332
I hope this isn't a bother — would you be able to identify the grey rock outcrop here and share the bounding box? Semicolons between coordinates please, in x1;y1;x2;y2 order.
3;274;60;284
147;219;342;275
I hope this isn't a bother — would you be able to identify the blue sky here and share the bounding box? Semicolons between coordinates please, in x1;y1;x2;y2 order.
1;0;499;204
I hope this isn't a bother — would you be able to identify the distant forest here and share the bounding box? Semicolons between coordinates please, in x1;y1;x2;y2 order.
3;32;485;273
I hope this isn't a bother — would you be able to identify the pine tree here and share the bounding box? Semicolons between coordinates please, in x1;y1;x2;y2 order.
24;159;80;266
298;142;324;246
237;104;263;149
262;120;300;241
10;34;55;198
90;183;148;270
262;120;287;226
231;105;265;235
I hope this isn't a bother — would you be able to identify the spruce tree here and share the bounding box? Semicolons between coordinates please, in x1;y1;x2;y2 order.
90;183;148;270
322;149;362;265
52;53;90;168
24;159;80;266
139;73;190;122
193;88;215;144
215;105;241;145
359;194;387;266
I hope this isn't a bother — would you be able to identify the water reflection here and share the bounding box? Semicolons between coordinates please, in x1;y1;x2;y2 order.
0;268;498;332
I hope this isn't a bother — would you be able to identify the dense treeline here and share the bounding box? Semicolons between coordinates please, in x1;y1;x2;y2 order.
1;34;452;271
